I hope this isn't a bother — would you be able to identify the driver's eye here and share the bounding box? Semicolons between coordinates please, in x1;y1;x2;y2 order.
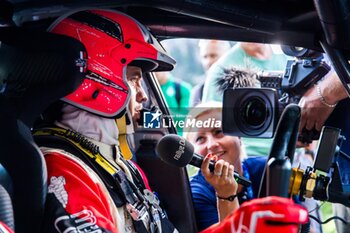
128;76;139;86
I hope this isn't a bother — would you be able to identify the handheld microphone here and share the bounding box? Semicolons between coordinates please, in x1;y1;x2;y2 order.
156;134;251;187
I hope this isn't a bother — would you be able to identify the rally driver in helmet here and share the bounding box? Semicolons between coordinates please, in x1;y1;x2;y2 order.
33;9;177;233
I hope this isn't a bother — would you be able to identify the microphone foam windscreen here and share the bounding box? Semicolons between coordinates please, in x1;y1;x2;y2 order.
156;134;194;167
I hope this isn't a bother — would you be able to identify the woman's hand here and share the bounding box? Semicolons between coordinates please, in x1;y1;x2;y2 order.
201;154;238;200
201;153;239;221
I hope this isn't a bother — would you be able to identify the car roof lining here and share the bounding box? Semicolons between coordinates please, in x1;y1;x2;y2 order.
6;0;323;50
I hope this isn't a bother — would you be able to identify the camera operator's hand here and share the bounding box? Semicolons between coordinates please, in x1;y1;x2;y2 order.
298;85;335;131
299;72;348;132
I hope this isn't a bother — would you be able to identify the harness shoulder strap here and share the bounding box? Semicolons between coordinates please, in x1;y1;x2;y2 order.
116;115;133;160
33;127;126;207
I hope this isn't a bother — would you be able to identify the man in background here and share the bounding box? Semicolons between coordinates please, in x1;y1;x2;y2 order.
299;71;350;233
189;40;231;107
202;42;287;102
154;71;191;135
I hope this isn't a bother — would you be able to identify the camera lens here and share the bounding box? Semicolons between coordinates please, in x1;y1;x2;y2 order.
241;97;268;128
222;88;277;138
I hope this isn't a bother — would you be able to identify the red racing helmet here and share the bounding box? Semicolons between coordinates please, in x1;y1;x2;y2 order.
48;9;175;117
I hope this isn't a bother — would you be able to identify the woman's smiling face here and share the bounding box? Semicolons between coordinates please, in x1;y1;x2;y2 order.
188;109;242;166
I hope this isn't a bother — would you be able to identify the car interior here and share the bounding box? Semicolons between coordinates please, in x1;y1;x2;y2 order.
1;0;350;232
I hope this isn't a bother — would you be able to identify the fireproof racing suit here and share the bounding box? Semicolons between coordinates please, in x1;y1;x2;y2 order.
42;148;120;233
35;106;177;233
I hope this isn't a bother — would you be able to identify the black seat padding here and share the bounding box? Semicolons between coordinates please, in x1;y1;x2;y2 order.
0;27;86;127
0;27;86;233
136;139;198;233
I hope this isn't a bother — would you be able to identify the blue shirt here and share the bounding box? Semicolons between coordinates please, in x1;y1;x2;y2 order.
190;156;266;231
326;99;350;192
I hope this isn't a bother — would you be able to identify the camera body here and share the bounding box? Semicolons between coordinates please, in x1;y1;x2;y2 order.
222;58;331;140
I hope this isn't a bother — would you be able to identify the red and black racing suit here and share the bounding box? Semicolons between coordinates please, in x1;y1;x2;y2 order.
42;149;120;233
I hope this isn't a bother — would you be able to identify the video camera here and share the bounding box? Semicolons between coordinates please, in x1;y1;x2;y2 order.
222;47;331;143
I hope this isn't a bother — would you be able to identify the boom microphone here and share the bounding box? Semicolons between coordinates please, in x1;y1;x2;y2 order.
156;134;251;187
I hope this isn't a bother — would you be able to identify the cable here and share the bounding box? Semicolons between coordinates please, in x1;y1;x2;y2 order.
308;201;325;214
309;215;350;225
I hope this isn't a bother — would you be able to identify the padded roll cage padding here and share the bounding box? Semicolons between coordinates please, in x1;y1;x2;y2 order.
321;41;350;98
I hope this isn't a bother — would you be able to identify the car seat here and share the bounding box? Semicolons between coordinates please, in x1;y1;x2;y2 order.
0;27;86;233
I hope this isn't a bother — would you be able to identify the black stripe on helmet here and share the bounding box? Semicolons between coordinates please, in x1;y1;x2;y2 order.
68;11;123;42
86;70;128;93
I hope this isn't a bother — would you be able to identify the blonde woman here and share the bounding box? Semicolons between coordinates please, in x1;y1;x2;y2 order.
185;102;266;231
